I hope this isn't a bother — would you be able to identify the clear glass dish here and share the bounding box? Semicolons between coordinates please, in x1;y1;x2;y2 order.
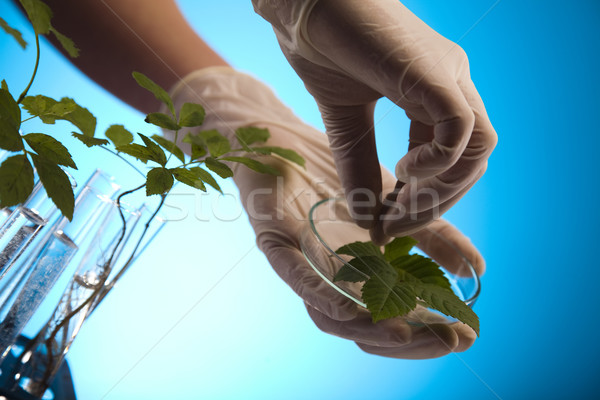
299;197;480;324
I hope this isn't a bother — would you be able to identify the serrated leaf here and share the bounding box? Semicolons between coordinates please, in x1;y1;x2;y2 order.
151;134;184;163
0;16;27;49
170;167;205;191
182;132;207;160
204;157;233;179
221;156;279;175
145;112;180;131
235;127;269;149
384;236;419;263
197;130;230;157
59;98;96;137
132;71;175;116
31;154;74;220
189;166;221;193
0;155;34;207
251;146;305;167
49;26;79;57
178;103;205;127
337;241;382;258
19;0;52;34
1;80;8;91
24;133;76;169
71;132;108;148
0;88;23;151
146;167;173;195
413;283;479;335
139;133;167;166
362;276;416;323
391;254;451;290
115;143;150;163
333;252;391;283
106;125;133;147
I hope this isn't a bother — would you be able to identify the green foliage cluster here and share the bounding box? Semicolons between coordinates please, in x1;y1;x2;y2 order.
334;237;479;335
0;0;304;221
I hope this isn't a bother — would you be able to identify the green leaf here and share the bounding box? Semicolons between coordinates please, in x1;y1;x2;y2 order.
197;130;230;157
221;156;279;175
0;88;23;151
19;0;52;34
1;80;8;91
391;254;451;290
24;133;76;169
71;132;108;148
182;133;207;160
178;103;205;127
105;125;134;147
0;155;34;208
56;98;96;137
138;133;167;166
132;71;175;116
337;241;382;258
49;26;79;57
235;126;269;149
151;134;185;163
170;167;205;191
31;154;74;220
362;275;417;323
115;143;151;163
0;16;27;49
413;283;479;335
251;146;305;167
145;112;181;131
189;166;221;193
146;167;174;196
204;157;233;179
384;236;419;263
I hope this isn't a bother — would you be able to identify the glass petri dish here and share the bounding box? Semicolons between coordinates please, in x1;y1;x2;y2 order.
299;197;480;325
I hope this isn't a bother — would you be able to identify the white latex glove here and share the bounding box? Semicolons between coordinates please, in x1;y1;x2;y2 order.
165;67;484;359
252;0;498;238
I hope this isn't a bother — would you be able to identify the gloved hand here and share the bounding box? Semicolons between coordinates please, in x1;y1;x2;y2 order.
252;0;498;238
165;67;484;359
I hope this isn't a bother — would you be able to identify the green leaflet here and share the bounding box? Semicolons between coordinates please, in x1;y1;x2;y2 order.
0;88;23;151
170;167;206;191
204;157;233;179
196;130;230;157
251;146;305;167
178;103;205;127
235;126;269;149
0;155;34;208
189;166;221;193
145;112;180;131
0;16;27;49
221;156;279;175
106;125;134;147
49;26;78;57
24;133;77;169
132;71;175;116
139;133;167;166
146;167;173;196
151;134;185;164
72;132;108;148
335;237;479;333
31;154;74;220
19;0;52;34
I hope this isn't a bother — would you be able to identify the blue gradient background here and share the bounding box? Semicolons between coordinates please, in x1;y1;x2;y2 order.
1;1;600;399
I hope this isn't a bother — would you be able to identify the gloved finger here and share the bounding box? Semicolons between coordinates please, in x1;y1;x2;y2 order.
319;102;383;229
305;302;412;347
263;241;358;321
396;79;496;213
395;83;475;182
411;219;486;276
355;321;477;359
371;164;486;239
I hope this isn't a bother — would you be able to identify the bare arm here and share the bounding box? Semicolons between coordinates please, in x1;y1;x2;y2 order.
42;0;229;113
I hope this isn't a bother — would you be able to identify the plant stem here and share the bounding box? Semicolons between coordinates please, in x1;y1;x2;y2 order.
17;34;40;104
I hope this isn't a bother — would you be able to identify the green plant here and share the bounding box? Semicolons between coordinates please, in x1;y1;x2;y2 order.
334;237;479;335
